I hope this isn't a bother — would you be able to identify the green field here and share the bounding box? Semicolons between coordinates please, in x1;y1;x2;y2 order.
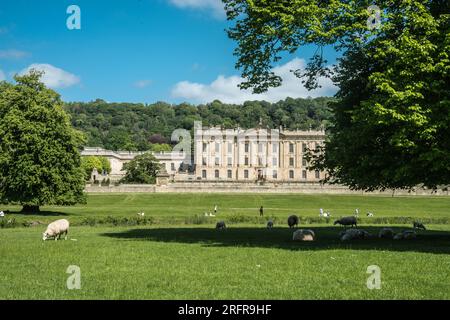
1;193;449;299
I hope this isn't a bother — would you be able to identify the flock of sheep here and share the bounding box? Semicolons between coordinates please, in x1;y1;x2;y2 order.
215;210;427;242
36;207;427;243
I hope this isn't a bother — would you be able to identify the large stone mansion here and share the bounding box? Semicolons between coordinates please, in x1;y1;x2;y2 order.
193;126;326;182
82;126;327;184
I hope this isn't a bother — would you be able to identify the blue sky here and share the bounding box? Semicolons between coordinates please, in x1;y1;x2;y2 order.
0;0;338;104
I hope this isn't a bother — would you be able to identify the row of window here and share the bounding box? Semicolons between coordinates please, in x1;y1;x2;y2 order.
201;170;321;180
202;142;319;153
201;156;308;167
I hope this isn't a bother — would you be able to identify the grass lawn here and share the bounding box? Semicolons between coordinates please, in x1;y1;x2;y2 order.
2;193;450;225
0;193;449;299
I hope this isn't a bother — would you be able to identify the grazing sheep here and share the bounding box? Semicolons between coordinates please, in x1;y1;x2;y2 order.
42;219;70;241
413;221;426;230
293;229;315;241
267;220;273;229
378;228;394;239
287;215;299;228
394;230;417;240
216;221;226;230
340;228;371;241
403;231;417;240
320;210;330;218
26;221;43;227
334;216;357;228
393;233;403;240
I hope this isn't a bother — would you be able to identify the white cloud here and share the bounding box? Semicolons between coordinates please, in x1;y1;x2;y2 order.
0;69;5;81
20;63;80;89
171;58;337;104
134;79;152;88
0;49;30;59
168;0;225;19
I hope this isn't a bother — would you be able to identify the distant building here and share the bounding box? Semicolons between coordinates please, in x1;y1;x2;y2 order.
194;126;326;182
82;126;327;183
80;147;186;181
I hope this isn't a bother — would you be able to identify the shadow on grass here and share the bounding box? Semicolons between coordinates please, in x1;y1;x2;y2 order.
7;210;69;216
101;226;450;254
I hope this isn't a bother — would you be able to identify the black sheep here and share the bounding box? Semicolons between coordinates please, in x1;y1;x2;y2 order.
333;216;358;228
287;215;299;228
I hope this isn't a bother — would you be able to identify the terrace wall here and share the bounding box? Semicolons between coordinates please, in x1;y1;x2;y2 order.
85;182;450;196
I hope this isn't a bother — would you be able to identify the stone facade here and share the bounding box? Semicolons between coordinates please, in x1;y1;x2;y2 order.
81;147;186;181
81;126;327;183
194;126;326;182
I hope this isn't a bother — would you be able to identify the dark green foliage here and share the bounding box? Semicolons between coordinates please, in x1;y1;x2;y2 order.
120;153;161;184
224;0;450;191
64;97;334;151
0;71;86;211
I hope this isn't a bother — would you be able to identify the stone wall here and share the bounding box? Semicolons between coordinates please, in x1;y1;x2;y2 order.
85;182;449;196
85;184;156;193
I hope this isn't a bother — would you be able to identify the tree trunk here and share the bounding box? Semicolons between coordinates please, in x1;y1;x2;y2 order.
21;205;40;214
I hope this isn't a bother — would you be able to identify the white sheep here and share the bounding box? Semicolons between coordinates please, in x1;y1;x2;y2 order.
42;219;70;241
267;220;273;229
216;221;226;230
293;229;315;241
378;228;394;239
0;211;4;217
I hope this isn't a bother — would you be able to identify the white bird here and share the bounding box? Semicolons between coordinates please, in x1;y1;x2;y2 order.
204;212;208;217
355;208;359;217
319;208;324;216
0;211;4;217
209;212;215;217
367;212;374;217
323;212;331;217
137;212;145;217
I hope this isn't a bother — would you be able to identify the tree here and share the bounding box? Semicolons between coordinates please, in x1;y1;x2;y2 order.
120;153;161;184
80;156;111;180
149;143;172;153
100;156;111;175
224;0;450;190
65;97;333;151
0;71;86;213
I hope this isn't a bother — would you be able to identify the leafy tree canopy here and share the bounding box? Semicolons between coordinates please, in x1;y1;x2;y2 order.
81;156;111;180
120;153;161;184
65;97;333;151
0;71;86;212
224;0;450;191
